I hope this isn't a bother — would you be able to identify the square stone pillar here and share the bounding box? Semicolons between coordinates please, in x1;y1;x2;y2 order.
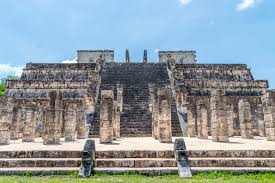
117;84;123;112
187;108;196;137
262;91;275;141
100;90;113;143
238;99;253;139
44;90;63;145
77;100;86;139
112;101;121;139
227;105;235;137
148;84;155;112
176;88;189;137
10;105;21;140
210;90;229;142
151;86;159;139
22;101;37;142
158;89;172;143
0;96;14;145
256;104;265;137
197;104;208;139
64;101;77;141
35;103;45;138
84;95;95;138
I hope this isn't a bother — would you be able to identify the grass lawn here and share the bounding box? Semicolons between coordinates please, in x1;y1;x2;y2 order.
0;172;274;183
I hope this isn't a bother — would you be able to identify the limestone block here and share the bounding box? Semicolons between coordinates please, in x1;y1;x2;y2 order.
22;101;37;142
187;110;196;137
43;90;63;145
112;101;121;139
100;90;113;143
151;87;159;139
227;105;235;137
210;90;229;143
77;102;86;139
79;139;96;177
197;104;208;139
158;89;172;143
64;102;77;141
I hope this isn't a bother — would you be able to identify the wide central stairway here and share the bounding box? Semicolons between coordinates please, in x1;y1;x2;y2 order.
91;63;181;137
1;150;275;174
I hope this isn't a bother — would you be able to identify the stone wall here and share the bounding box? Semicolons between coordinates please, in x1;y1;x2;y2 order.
77;50;114;63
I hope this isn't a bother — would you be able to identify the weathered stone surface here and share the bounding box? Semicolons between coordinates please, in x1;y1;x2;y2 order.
64;101;77;141
158;89;172;143
0;96;14;145
174;138;192;178
262;90;275;141
22;101;37;142
227;105;235;137
210;90;229;143
77;101;86;139
79;139;96;177
238;99;253;139
197;104;208;139
100;90;113;143
43;90;63;145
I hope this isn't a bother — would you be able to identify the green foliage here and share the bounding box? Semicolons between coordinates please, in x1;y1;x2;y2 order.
0;75;19;96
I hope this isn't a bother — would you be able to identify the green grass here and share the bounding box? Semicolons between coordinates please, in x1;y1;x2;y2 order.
0;172;275;183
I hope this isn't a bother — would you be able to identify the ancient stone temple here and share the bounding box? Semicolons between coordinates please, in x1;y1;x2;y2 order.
1;49;272;145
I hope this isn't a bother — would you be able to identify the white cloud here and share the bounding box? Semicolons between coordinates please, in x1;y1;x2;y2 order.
154;49;159;53
0;64;23;78
61;58;77;64
236;0;263;11
179;0;193;6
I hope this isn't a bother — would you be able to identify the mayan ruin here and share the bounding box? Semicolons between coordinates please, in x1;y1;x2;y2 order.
0;49;275;177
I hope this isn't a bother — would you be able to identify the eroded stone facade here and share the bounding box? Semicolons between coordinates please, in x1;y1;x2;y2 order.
0;50;273;145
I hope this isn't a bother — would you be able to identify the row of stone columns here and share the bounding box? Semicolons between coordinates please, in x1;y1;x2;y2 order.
0;90;90;145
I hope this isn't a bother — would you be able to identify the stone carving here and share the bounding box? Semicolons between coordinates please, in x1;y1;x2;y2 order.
22;101;37;142
126;49;130;63
238;99;253;139
174;138;192;178
262;90;275;141
100;90;113;143
197;104;208;139
64;101;77;141
43;90;63;145
158;89;172;143
143;50;148;63
210;90;229;142
0;96;14;145
79;139;96;177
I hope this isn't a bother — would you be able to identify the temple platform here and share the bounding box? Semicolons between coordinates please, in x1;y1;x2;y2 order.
0;136;274;151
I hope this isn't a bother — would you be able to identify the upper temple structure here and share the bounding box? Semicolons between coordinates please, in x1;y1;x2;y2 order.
1;49;274;145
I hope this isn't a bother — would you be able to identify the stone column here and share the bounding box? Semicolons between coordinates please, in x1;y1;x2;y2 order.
148;84;155;113
64;101;77;141
238;99;253;139
176;89;189;137
35;103;45;138
77;100;86;139
256;104;265;137
187;109;196;137
84;95;95;138
158;89;172;143
197;104;208;139
117;84;123;112
43;90;63;145
10;106;21;140
100;90;113;143
0;96;14;145
210;90;229;142
152;86;159;139
112;101;120;139
227;105;235;137
22;101;37;142
262;91;275;141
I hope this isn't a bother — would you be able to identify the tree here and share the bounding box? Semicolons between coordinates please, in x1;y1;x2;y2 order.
0;75;20;96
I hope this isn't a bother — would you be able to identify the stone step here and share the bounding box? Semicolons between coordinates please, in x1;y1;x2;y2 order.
0;158;81;168
189;158;275;167
0;167;79;175
0;151;82;159
96;150;175;159
187;150;275;158
95;158;176;168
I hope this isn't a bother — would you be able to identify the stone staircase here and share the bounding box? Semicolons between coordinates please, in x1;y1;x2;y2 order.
91;63;181;137
0;150;274;175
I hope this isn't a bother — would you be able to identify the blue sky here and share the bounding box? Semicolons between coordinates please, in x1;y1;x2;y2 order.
0;0;274;87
